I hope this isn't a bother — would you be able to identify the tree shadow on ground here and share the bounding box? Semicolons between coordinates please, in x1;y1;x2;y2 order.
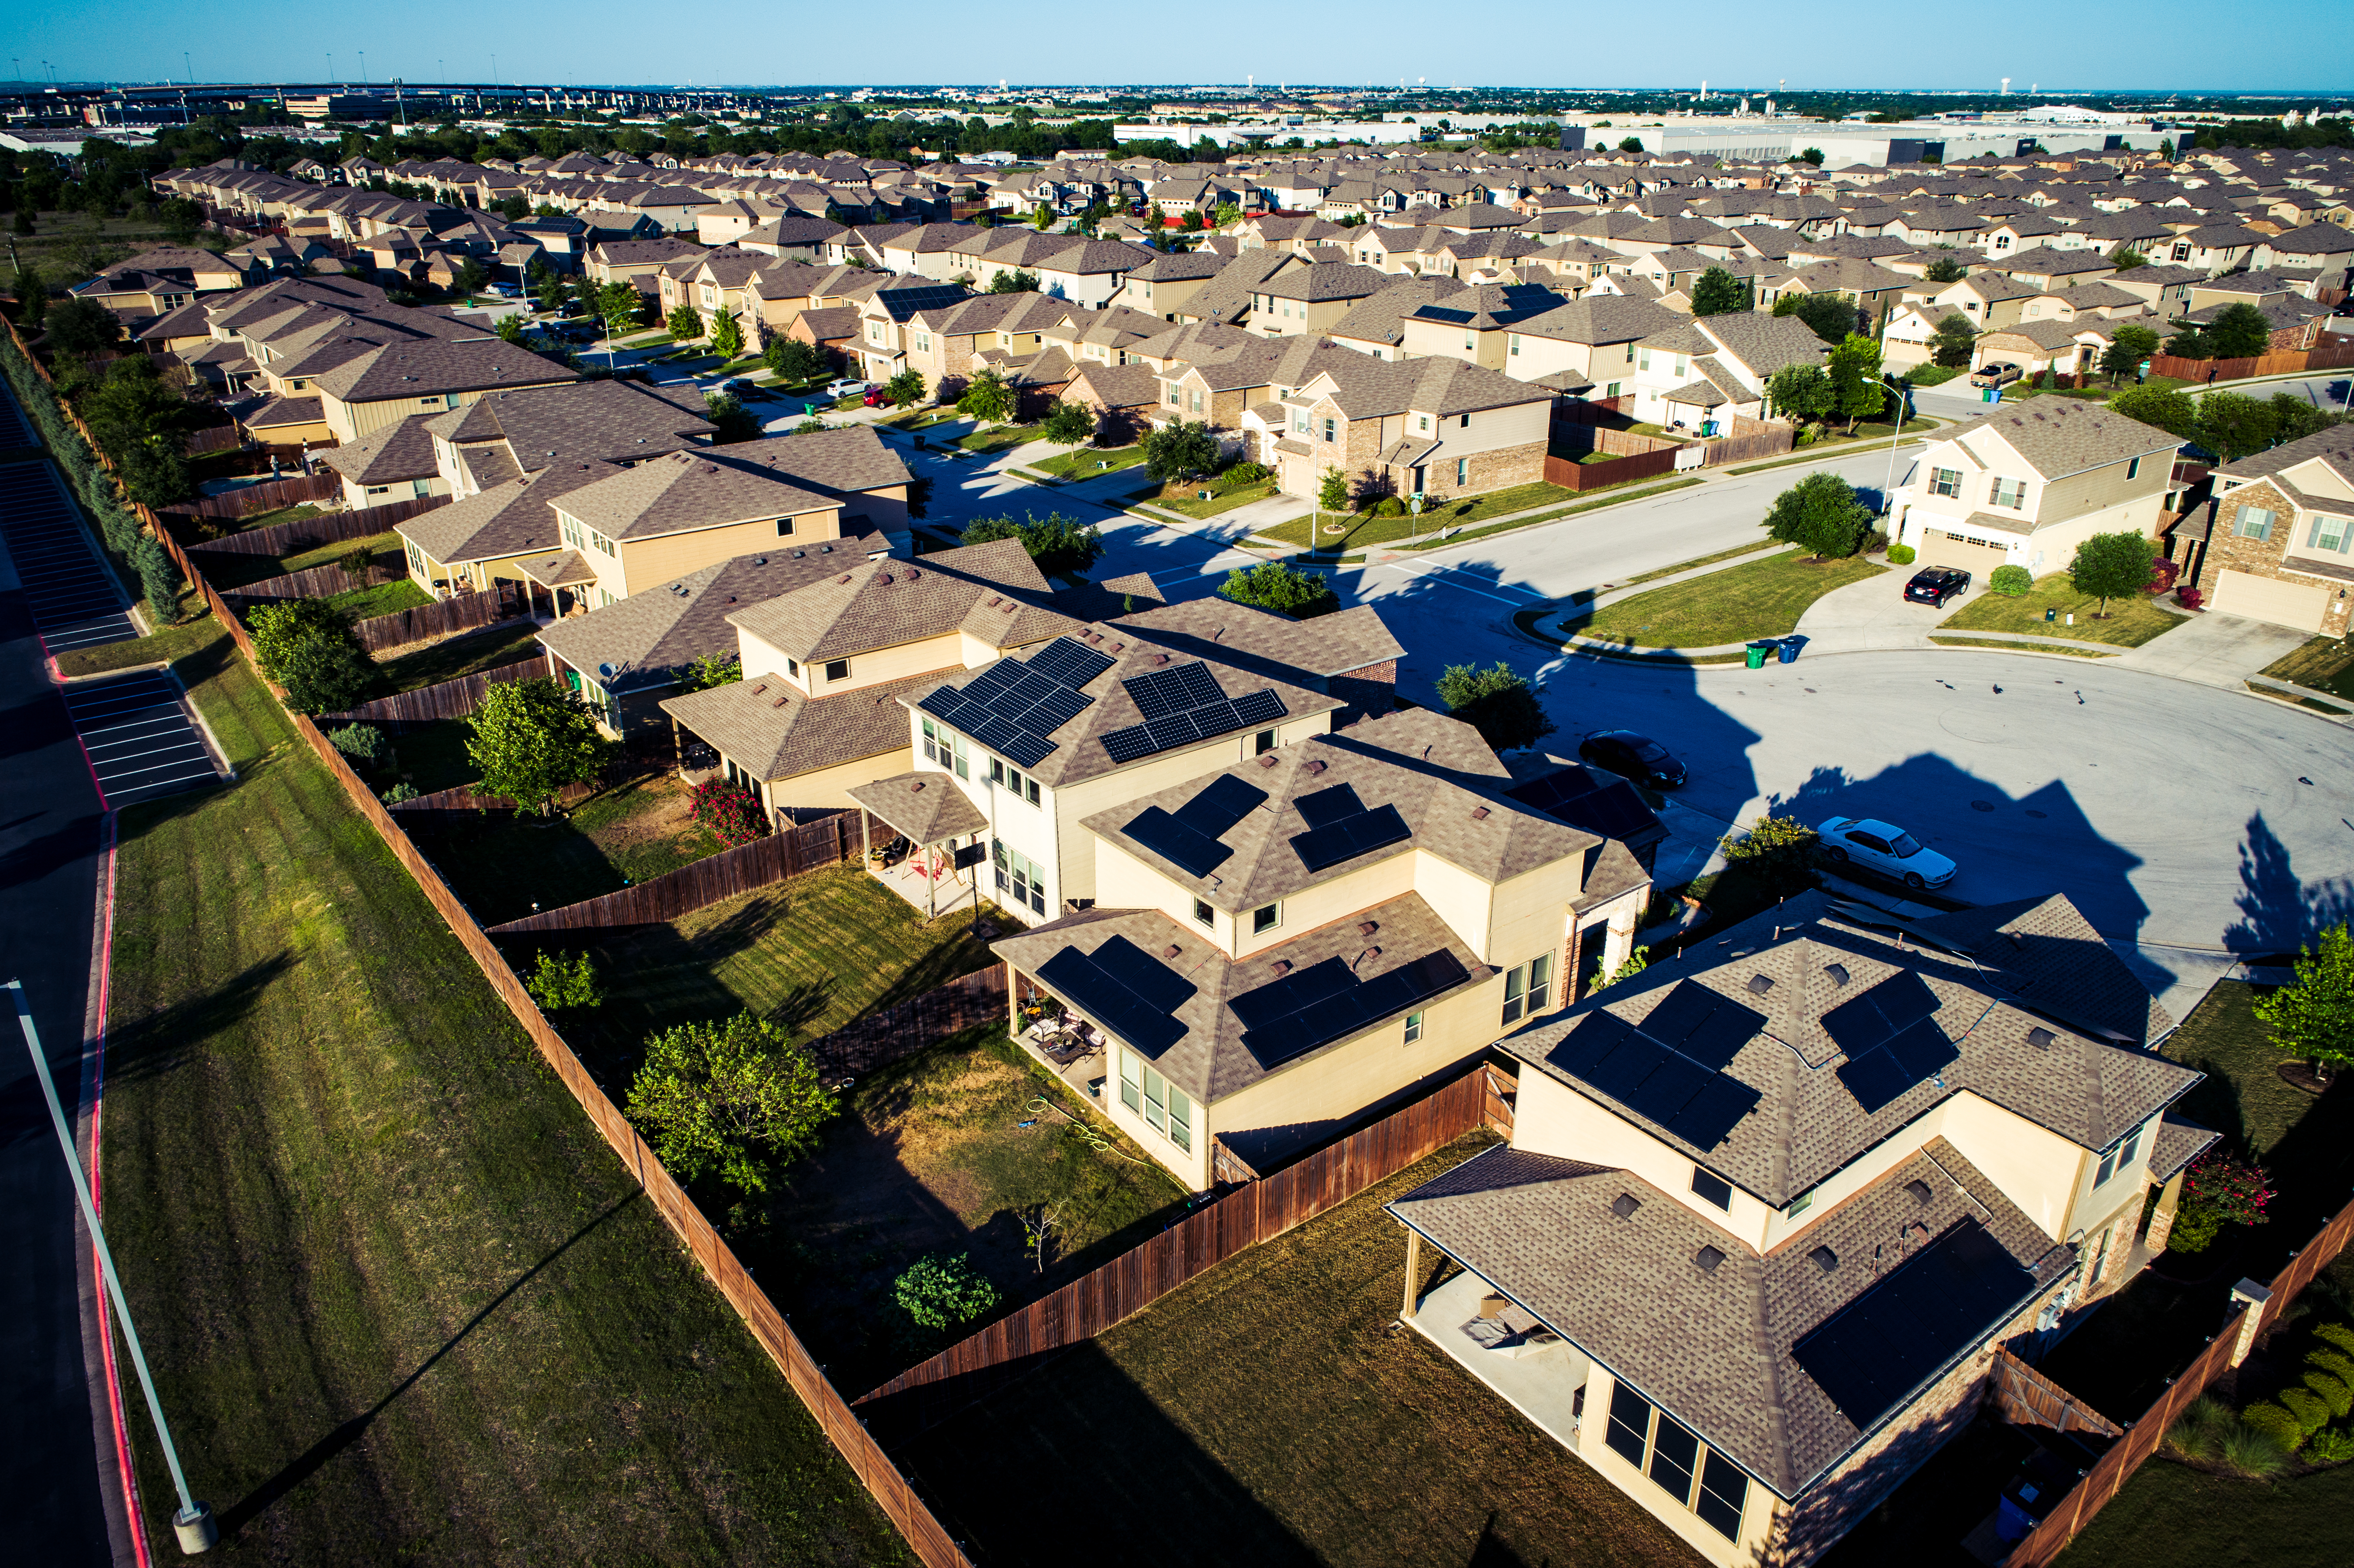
2222;811;2354;957
98;950;296;1092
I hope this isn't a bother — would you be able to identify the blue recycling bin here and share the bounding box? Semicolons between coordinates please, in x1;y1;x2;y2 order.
1777;636;1806;664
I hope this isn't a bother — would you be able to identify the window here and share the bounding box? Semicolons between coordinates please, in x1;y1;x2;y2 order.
775;517;795;536
1322;418;1336;443
1168;386;1180;407
1606;1382;1747;1541
1649;1414;1701;1502
787;658;801;679
2310;514;2350;554
1691;1168;1734;1210
1254;728;1277;755
1638;348;1652;371
1500;954;1552;1025
1930;467;1962;499
824;658;849;682
1989;476;2028;510
2234;505;2276;541
1251;902;1281;935
2096;1120;2147;1186
992;840;1046;915
1695;1453;1749;1541
1192;898;1214;928
1509;334;1522;357
1606;1384;1652;1467
2126;456;2141;481
1789;1188;1815;1217
1118;1047;1192;1152
1456;457;1469;487
1459;412;1471;428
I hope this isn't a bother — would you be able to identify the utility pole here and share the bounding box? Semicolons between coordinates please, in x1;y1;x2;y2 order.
10;981;217;1555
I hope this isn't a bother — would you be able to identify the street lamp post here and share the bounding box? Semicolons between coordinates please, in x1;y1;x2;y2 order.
1878;372;1912;520
10;981;217;1554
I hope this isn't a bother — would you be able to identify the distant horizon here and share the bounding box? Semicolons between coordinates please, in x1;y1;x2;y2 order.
10;80;2354;99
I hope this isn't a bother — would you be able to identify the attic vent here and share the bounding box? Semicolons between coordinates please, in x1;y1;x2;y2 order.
1150;652;1169;665
819;545;833;553
671;582;687;595
1270;960;1292;978
910;781;925;791
771;694;788;708
791;550;805;558
1747;974;1774;996
752;556;767;566
751;682;768;695
2026;1026;2056;1049
1258;753;1279;767
837;574;852;584
1695;1246;1725;1274
725;595;737;604
1905;1179;1933;1206
1108;642;1124;654
1471;806;1490;820
1823;963;1850;987
1610;1193;1641;1220
877;573;894;585
905;569;920;580
1164;944;1181;960
1809;1246;1839;1274
1304;759;1326;776
1359;921;1379;937
987;595;1002;608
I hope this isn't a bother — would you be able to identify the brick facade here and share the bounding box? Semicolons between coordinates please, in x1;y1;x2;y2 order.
1324;658;1397;727
2185;477;2354;637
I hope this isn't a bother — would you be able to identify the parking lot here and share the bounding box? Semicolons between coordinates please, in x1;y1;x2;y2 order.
58;668;223;808
0;462;137;652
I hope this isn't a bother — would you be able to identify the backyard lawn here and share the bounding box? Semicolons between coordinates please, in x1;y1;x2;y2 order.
416;772;726;926
324;576;433;622
1569;548;1885;648
896;1130;1705;1568
2259;635;2354;701
1939;574;2189;649
202;528;401;592
368;618;549;696
2054;1445;2354;1568
99;636;910;1565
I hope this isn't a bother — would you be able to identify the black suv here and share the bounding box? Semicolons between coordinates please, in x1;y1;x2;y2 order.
1577;730;1688;789
1904;567;1971;607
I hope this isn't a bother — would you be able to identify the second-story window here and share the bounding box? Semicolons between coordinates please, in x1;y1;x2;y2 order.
1930;468;1962;498
1989;476;2028;510
1251;902;1282;936
2126;456;2141;481
825;658;850;682
1691;1168;1733;1210
1500;954;1552;1025
1403;1010;1424;1044
2233;505;2276;540
1192;898;1214;927
2096;1121;2148;1186
1323;418;1336;444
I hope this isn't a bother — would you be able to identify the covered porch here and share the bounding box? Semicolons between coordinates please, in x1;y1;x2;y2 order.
846;770;989;921
1400;1243;1593;1452
514;548;599;622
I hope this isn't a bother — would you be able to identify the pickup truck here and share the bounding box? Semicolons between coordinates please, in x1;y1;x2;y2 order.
1969;363;2024;390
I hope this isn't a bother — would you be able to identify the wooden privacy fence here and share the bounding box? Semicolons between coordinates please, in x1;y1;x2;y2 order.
1989;1348;2123;1440
183;424;241;455
221;560;385;604
1545;446;1681;492
2002;1191;2354;1568
387;774;611;821
1696;424;1797;466
2147;339;2354;385
351;583;524;653
175;492;448;557
318;658;547;731
1553;424;1679;458
173;469;342;519
851;1061;1512;1436
485;812;852;936
802;966;1008;1078
1552;395;1634;426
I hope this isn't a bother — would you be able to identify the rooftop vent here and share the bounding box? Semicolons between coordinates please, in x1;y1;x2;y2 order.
1258;753;1279;767
1164;944;1181;960
771;694;788;708
910;780;925;791
1359;921;1379;937
1747;974;1774;996
751;556;766;566
751;682;768;696
2026;1026;2056;1049
1471;806;1490;820
1695;1246;1725;1274
1108;642;1124;654
1270;959;1291;978
1304;759;1326;775
1611;1193;1641;1220
1824;963;1850;987
1809;1245;1839;1274
1150;652;1169;665
1904;1179;1933;1207
791;550;804;558
987;595;1002;608
837;574;852;584
877;572;894;586
905;569;920;580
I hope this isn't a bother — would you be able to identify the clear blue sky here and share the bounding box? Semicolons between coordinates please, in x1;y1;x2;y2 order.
10;0;2350;94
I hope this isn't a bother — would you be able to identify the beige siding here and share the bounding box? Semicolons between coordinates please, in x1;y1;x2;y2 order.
808;632;965;694
1515;1071;1780;1250
616;510;842;595
765;745;914;818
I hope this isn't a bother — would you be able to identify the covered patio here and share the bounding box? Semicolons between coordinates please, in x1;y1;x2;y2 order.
514;548;598;622
846;770;989;921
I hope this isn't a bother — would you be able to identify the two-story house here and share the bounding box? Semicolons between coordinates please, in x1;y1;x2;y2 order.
2166;423;2354;635
1888;401;2179;577
1388;890;2206;1568
1625;313;1828;432
1268;354;1555;504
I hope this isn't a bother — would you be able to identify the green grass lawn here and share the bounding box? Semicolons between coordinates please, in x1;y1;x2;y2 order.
55;587;218;678
1569;548;1886;648
384;717;482;794
1929;634;2113;658
100;632;911;1565
956;423;1041;456
326;576;434;622
204;529;402;593
1939;574;2189;649
1029;443;1148;480
896;1131;1708;1568
1149;479;1288;520
1260;479;1585;551
221;501;324;535
2054;1446;2354;1568
368;619;548;698
2259;636;2354;700
416;772;726;926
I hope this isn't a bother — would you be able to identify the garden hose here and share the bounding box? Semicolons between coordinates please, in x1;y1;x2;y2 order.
1027;1096;1150;1164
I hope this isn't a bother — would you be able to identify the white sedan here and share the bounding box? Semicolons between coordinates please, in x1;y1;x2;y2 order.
1815;817;1957;890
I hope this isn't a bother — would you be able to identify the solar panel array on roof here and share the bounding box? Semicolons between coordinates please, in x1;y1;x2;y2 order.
1504;767;1662;844
1790;1218;2037;1429
1036;936;1196;1052
1098;661;1287;766
1825;971;1960;1113
916;636;1105;770
1227;950;1474;1068
1289;782;1412;872
1543;980;1767;1149
1122;774;1269;880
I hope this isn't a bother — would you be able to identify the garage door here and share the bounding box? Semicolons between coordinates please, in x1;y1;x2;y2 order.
1915;528;2012;573
2210;569;2328;632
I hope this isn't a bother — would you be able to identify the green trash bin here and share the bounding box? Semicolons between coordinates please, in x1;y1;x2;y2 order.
1745;642;1770;669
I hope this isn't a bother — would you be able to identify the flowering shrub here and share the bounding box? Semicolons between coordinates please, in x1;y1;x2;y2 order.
2177;586;2204;611
2147;557;2181;594
690;778;770;847
2170;1151;2275;1253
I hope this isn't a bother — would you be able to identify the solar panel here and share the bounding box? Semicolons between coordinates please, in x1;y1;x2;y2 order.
1821;971;1941;1057
1027;638;1117;691
1172;662;1223;707
1172;774;1267;838
1022;686;1091;731
971;716;1023;754
1835;1049;1916;1115
1294;784;1365;830
999;730;1054;770
1036;936;1196;1053
962;662;1018;702
1127;668;1189;720
1824;971;1955;1113
1100;662;1286;766
917;690;970;724
1289;791;1412;872
1791;1219;2035;1429
1101;726;1156;764
1542;994;1762;1149
1232;689;1286;726
1125;807;1233;878
1230;950;1471;1067
1637;981;1768;1073
1146;714;1199;750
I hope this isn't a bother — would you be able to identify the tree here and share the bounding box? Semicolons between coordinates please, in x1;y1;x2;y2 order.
598;281;646;337
1317;465;1349;514
1930;313;1978;369
248;598;345;679
1719;815;1819;896
958;365;1015;423
1796;147;1826;166
624;1012;835;1195
764;336;825;384
1766;362;1834;425
44;296;122;354
1779;289;1860;346
525;950;602;1013
2067;529;2158;618
1617;136;1644;153
2164;321;2213;360
1041;397;1097;450
157;197;203;244
2109;383;2201;441
130;533;178;627
1435;662;1556;755
1763;471;1872;560
273;625;373;714
2255;924;2354;1070
451;257;488;295
959;510;1105;576
1142;418;1219;482
2100;323;2160;384
493;311;526;345
1826;333;1886;431
2110;246;2147;272
1690;266;1752;317
2196;391;2278;462
986;267;1040;294
2206;302;2274;360
1211;200;1241;228
679;650;741;692
1219;560;1338;619
464;676;606;813
2268;392;2339;447
666;302;704;340
13;263;43;330
703;390;759;444
1923;251;1968;284
883;367;927;408
709;307;744;360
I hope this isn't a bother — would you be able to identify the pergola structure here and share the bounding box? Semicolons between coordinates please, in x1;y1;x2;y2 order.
845;770;989;919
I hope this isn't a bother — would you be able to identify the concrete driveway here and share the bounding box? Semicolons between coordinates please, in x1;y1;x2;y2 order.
2113;609;2311;688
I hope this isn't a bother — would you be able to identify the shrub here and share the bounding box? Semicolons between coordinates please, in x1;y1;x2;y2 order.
2147;556;2181;594
1990;564;2034;597
2309;1346;2354;1386
2239;1401;2307;1454
690;777;770;846
1224;461;1268;485
2280;1386;2332;1435
1718;815;1821;896
525;949;601;1012
326;722;387;765
275;627;373;715
336;545;374;587
2306;1427;2354;1463
130;532;179;625
1435;661;1557;755
1219;559;1338;620
1590;946;1650;994
1885;543;1916;565
2177;586;2204;611
380;782;420;804
2181;1151;2275;1231
2307;1370;2354;1420
2168;1203;2224;1254
958;510;1105;576
893;1252;1000;1334
624;1012;835;1195
2221;1419;2296;1476
2163;1395;2235;1462
2314;1322;2354;1358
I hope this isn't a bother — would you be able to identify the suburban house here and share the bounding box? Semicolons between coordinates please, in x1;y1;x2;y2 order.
1968;319;2118;384
307;337;578;445
1888;401;2180;576
1266;354;1555;504
68;245;255;320
314;414;448;509
1388;890;2207;1568
2165;423;2354;636
586;236;708;303
1624;313;1829;431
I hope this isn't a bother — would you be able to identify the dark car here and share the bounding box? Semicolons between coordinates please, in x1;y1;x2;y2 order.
1904;567;1972;608
1577;730;1687;789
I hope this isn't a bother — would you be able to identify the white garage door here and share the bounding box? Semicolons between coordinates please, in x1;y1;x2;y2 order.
1916;528;2012;574
2210;569;2328;633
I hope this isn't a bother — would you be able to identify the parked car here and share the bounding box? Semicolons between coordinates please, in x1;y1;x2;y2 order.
1969;363;2023;389
863;386;891;407
822;378;869;400
1816;817;1957;890
1576;730;1688;789
1903;567;1972;608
